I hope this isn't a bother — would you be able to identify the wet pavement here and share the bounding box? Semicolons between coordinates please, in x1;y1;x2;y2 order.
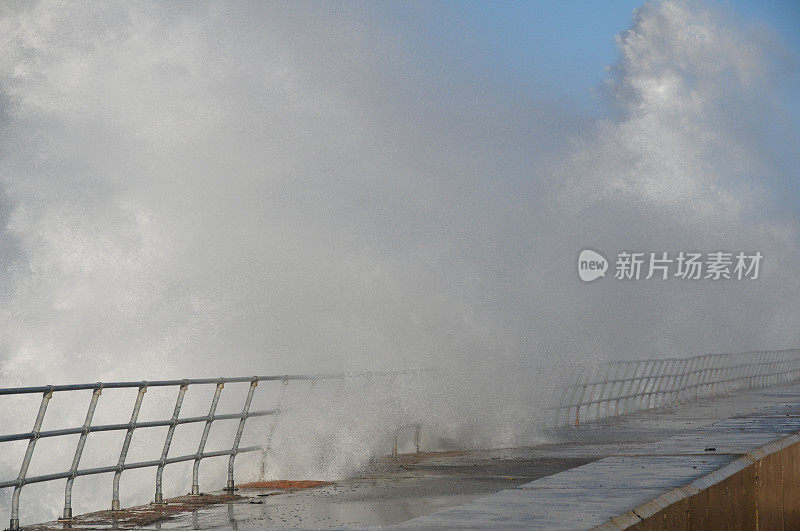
402;386;800;529
27;383;800;529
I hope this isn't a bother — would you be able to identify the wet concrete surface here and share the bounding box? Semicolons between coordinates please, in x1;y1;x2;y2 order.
403;387;800;529
28;383;800;529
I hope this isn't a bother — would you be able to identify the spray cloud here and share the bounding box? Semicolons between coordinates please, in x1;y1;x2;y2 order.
0;0;798;523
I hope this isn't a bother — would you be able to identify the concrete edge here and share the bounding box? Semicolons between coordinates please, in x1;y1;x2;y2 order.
595;432;800;530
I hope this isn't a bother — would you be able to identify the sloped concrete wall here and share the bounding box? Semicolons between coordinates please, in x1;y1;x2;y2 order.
613;434;800;530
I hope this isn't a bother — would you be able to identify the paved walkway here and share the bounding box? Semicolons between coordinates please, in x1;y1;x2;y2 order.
399;384;800;529
29;383;800;529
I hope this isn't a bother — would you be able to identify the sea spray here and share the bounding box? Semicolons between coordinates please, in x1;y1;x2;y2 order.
0;0;798;524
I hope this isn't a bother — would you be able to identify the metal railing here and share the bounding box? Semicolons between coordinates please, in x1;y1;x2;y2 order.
551;349;800;427
0;373;363;530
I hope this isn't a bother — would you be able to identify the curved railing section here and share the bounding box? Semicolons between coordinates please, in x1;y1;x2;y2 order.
551;349;800;427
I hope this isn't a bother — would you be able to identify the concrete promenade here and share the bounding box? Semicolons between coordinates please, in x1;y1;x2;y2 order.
400;384;800;529
29;382;800;529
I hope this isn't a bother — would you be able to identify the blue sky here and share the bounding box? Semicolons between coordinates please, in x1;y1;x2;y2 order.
378;0;800;118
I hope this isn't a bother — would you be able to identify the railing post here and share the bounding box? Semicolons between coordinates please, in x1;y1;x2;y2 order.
699;354;711;399
616;362;632;417
634;360;654;413
112;384;147;511
655;360;669;408
260;377;289;480
10;387;53;531
563;365;585;427
673;359;685;405
646;360;662;409
191;381;225;496
689;356;700;400
573;365;593;426
153;382;188;505
61;386;102;520
594;363;613;420
225;378;258;491
710;355;718;396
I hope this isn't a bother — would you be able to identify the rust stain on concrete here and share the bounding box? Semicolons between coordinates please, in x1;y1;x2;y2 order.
25;494;241;530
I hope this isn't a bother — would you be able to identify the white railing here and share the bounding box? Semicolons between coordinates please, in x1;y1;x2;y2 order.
551;349;800;427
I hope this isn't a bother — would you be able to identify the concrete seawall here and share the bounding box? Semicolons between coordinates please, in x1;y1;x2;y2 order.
606;421;800;529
